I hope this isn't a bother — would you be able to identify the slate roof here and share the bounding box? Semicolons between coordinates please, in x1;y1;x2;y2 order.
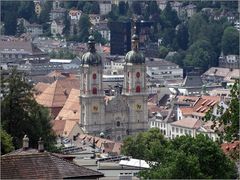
1;151;103;179
182;75;203;87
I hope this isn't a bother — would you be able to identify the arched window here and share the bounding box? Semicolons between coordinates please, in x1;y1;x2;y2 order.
116;121;120;127
136;86;141;93
92;73;97;79
136;72;140;78
92;87;97;94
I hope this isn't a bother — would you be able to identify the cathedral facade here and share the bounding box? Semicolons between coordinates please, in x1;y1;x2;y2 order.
79;29;148;142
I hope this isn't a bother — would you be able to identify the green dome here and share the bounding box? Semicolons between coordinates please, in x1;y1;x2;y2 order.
81;51;102;66
125;50;145;64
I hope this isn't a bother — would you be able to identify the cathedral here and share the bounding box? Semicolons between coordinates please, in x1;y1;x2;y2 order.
79;28;148;142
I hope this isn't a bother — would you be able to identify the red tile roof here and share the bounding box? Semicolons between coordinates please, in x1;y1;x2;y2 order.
221;141;240;155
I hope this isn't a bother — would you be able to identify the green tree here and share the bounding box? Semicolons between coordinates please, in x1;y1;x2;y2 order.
1;127;14;155
158;45;170;59
4;11;17;35
78;14;91;42
1;69;56;150
121;128;167;161
62;12;71;36
132;133;238;179
161;2;180;28
131;1;142;15
184;39;216;71
119;1;127;16
222;26;239;55
206;80;240;142
18;1;37;23
176;23;189;50
165;50;185;67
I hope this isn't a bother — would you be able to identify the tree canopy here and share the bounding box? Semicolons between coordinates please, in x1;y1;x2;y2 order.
222;26;239;55
1;69;56;150
122;128;238;179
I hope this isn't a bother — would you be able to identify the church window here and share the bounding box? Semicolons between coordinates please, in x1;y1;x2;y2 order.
92;73;97;79
116;121;120;127
136;72;140;78
136;86;141;93
92;87;97;94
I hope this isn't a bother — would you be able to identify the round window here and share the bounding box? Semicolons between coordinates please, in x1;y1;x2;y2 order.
136;72;140;78
92;73;97;79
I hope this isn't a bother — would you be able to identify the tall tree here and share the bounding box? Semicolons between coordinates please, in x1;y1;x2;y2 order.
176;23;189;50
1;69;56;150
4;11;17;35
131;1;142;15
1;127;14;155
78;14;91;42
119;1;127;16
184;39;216;71
18;1;37;23
122;130;238;179
16;19;26;37
222;27;239;55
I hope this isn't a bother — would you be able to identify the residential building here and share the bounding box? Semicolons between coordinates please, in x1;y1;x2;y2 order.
25;23;43;37
89;14;101;25
185;4;196;18
0;39;47;63
94;22;110;41
177;96;228;121
219;54;240;69
69;9;82;21
146;58;183;83
99;0;112;15
156;0;167;10
202;67;240;84
103;55;125;75
51;20;64;36
50;1;66;21
170;118;202;139
1;136;104;179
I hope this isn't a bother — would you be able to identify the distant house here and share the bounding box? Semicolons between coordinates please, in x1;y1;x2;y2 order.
69;9;82;21
51;20;64;36
99;0;112;15
26;23;43;37
156;0;167;10
219;54;240;69
1;136;104;179
94;22;110;41
185;4;196;18
50;8;66;21
0;39;47;63
145;58;183;83
89;14;101;25
202;67;240;84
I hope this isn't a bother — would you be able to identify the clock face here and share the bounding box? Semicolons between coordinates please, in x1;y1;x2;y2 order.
92;104;99;112
135;103;142;111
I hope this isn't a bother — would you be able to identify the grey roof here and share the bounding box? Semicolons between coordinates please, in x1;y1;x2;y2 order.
145;58;178;68
182;75;203;87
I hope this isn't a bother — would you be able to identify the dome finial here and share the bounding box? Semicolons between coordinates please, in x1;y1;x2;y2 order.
88;27;95;53
132;19;139;52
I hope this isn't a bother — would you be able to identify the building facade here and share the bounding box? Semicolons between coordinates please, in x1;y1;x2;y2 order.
79;29;148;141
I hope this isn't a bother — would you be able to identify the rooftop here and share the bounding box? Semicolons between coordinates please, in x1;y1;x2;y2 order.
171;118;202;129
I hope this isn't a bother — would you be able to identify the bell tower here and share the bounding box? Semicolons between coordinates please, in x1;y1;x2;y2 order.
122;24;148;135
80;28;105;135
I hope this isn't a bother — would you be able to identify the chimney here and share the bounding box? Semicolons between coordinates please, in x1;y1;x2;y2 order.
23;135;29;150
38;137;44;152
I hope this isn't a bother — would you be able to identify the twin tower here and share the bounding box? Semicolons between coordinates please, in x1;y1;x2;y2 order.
79;28;148;142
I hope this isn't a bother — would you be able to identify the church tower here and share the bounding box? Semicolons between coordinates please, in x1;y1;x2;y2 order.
79;28;105;135
122;25;149;135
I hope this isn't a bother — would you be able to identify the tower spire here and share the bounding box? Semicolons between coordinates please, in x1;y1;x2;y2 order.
131;19;139;52
88;27;96;53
